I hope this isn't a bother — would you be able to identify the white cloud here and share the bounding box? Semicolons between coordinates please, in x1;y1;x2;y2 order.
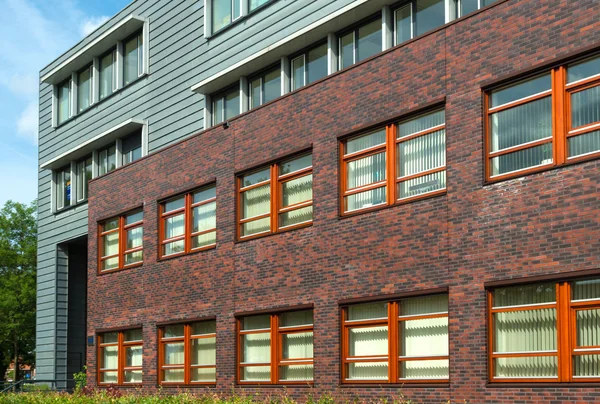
17;102;39;146
81;15;110;37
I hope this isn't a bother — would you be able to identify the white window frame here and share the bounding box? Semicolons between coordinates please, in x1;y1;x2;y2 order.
290;54;306;91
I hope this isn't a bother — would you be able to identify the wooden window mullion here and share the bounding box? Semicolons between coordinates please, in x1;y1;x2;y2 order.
118;331;124;385
553;67;567;166
386;125;396;207
389;301;398;382
184;324;191;384
118;217;125;270
270;165;278;233
271;314;278;384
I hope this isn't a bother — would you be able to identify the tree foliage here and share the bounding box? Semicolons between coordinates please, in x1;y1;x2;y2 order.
0;200;37;382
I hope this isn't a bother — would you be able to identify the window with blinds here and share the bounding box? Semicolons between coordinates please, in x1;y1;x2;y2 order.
98;329;143;385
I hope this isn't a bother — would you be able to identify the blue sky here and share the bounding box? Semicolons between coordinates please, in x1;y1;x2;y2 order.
0;0;130;207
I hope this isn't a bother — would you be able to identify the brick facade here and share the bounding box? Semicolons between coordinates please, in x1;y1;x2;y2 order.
87;0;600;401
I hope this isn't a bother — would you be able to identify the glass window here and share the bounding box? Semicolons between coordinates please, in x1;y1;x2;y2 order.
100;49;117;100
415;0;446;36
57;79;72;125
342;295;448;383
249;66;281;109
339;18;382;70
76;156;93;202
55;165;71;210
212;85;240;125
77;65;93;113
99;329;143;385
239;309;313;384
212;0;241;33
159;185;217;258
99;145;117;176
291;43;328;91
238;153;313;239
99;210;143;272
124;32;143;86
249;0;269;12
159;320;216;384
122;131;142;165
395;4;412;45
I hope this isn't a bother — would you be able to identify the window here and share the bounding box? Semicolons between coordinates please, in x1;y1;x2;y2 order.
291;43;328;91
212;0;241;33
485;54;600;181
159;185;217;258
339;17;382;70
249;0;269;12
458;0;495;17
98;329;143;385
57;78;72;125
212;85;240;125
99;49;118;100
122;131;142;165
340;109;446;214
76;156;93;202
124;32;144;86
249;66;281;109
99;145;117;176
55;165;71;210
488;277;600;382
78;64;93;113
342;294;449;383
237;153;312;239
238;309;314;384
98;210;143;273
158;320;216;384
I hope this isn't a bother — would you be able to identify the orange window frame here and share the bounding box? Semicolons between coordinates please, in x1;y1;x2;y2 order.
237;154;313;241
236;311;314;385
488;279;600;383
339;111;447;216
98;210;143;274
158;187;217;259
341;297;449;384
158;322;217;385
97;330;143;386
485;55;600;182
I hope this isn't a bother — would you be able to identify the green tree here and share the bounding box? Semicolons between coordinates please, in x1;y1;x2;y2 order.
0;200;37;383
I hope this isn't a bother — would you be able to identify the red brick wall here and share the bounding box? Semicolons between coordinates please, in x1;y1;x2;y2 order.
87;0;600;401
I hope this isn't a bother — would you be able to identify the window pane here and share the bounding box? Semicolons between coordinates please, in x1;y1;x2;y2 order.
493;283;556;307
568;55;600;84
346;129;386;154
573;355;600;378
164;197;185;213
241;217;271;237
99;51;114;99
291;56;305;91
124;251;142;265
124;35;140;85
126;211;143;225
572;279;600;301
307;44;328;85
163;369;184;382
76;161;85;201
242;168;270;187
250;78;261;108
103;332;119;344
398;170;445;199
101;372;118;383
57;80;70;124
192;337;216;365
493;309;557;353
164;240;185;256
490;74;551;108
280;310;313;327
401;359;449;379
124;370;142;383
280;365;313;381
122;132;142;165
282;332;313;360
415;0;445;36
280;206;313;228
103;232;119;257
347;152;386;189
494;356;557;378
126;227;143;250
490;97;552;152
62;169;71;208
99;146;116;176
242;184;270;219
398;129;446;177
356;19;382;63
249;0;269;11
192;321;216;335
102;257;119;271
348;302;388;321
282;175;312;207
163;324;185;338
242;333;271;363
104;218;119;231
279;154;312;175
398;110;445;138
224;88;240;121
347;362;388;380
77;67;91;112
263;68;281;104
576;309;600;347
125;346;143;366
461;0;479;16
102;346;118;369
192;231;216;249
165;214;185;239
345;187;386;212
213;96;224;125
571;85;600;129
400;294;448;316
213;0;232;32
340;32;354;69
124;329;143;342
191;368;216;382
491;144;553;176
241;366;270;381
568;130;600;158
395;4;412;45
400;317;448;356
243;315;271;330
193;187;216;203
349;326;388;356
164;342;184;365
192;201;216;232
